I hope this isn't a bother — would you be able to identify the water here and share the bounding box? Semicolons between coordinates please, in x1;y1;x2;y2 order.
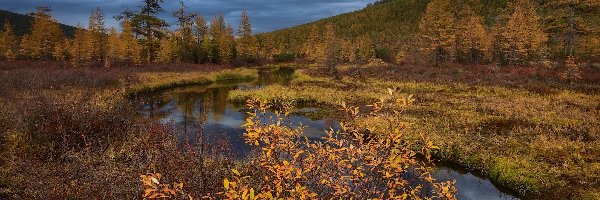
139;67;518;200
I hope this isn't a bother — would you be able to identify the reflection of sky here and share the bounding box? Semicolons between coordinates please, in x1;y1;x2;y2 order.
139;86;339;157
431;167;519;200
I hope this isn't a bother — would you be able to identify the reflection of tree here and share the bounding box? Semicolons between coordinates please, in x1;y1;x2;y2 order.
210;87;232;122
256;68;295;86
176;93;199;134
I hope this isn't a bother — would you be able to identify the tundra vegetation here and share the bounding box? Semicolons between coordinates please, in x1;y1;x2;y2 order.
0;0;599;199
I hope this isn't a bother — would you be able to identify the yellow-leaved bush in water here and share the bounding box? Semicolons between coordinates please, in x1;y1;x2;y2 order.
223;89;456;199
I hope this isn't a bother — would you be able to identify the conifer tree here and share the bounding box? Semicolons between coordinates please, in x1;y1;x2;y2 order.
237;10;257;59
225;24;236;62
419;0;456;65
209;16;222;63
173;1;197;63
339;38;355;63
0;21;18;61
495;0;547;65
53;39;70;64
105;27;121;67
356;35;374;63
455;1;491;63
202;34;213;63
194;15;208;42
86;7;107;66
303;26;324;62
194;15;209;63
130;0;168;62
120;19;142;65
157;34;175;63
20;6;64;60
70;25;88;66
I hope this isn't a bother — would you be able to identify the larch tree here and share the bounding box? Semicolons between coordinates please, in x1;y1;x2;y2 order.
209;16;222;63
86;7;107;66
173;1;197;63
211;16;235;63
194;15;209;63
338;38;355;63
0;21;18;61
419;0;456;65
455;1;491;63
105;27;121;67
224;24;236;63
70;25;88;66
19;6;64;60
130;0;168;62
157;34;176;63
120;19;142;65
496;0;547;65
303;26;324;62
237;10;257;60
52;39;70;64
356;35;374;63
202;33;213;63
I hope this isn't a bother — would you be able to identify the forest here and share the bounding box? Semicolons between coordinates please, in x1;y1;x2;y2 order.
0;0;599;199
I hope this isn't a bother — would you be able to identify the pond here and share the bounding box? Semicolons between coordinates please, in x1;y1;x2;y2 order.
139;68;518;200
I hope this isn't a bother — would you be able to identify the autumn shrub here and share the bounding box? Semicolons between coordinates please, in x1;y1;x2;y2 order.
220;90;456;199
20;90;137;160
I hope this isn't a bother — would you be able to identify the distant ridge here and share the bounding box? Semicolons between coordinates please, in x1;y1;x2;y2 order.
259;0;506;51
0;9;77;38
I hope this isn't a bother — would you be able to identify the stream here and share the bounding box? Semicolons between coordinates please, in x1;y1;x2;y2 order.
140;68;519;200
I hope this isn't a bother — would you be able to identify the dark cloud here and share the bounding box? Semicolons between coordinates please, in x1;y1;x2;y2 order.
0;0;376;33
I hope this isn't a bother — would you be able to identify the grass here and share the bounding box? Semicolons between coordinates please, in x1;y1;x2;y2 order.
129;68;258;95
226;65;600;199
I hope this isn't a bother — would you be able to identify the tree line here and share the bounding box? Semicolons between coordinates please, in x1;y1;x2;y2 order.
0;0;598;67
0;0;258;67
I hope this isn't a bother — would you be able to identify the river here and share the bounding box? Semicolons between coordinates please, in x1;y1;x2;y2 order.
140;67;518;200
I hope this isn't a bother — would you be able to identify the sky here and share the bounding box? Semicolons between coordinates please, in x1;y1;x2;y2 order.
0;0;377;33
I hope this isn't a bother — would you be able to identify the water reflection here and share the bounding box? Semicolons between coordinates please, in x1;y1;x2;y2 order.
139;67;518;200
432;167;519;200
140;68;334;157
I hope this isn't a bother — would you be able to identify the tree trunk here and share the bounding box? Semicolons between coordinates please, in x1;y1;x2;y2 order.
567;5;575;56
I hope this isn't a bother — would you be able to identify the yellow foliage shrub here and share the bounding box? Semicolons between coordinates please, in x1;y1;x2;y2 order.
222;89;456;199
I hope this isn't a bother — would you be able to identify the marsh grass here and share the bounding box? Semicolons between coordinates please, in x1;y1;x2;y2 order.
129;68;258;95
227;65;600;199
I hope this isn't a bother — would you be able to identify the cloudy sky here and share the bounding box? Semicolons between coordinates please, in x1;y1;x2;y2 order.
0;0;376;33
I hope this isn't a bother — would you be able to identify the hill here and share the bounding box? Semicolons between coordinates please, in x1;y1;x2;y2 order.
257;0;508;58
258;0;599;60
0;10;76;37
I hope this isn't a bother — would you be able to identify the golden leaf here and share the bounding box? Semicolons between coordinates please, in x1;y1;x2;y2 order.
223;178;230;190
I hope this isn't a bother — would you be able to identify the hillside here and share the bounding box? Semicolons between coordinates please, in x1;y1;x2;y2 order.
258;0;506;51
0;10;76;37
258;0;599;60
